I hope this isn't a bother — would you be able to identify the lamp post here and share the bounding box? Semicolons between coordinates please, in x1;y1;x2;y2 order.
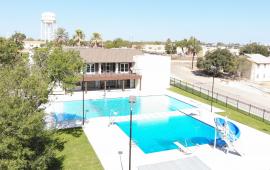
128;96;136;170
210;66;217;112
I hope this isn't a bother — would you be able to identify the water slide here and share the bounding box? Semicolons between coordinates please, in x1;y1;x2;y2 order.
214;117;241;154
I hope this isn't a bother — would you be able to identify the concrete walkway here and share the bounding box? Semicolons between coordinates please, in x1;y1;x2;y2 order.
80;90;270;170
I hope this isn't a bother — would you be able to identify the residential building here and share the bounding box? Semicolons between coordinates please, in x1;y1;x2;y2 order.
66;48;171;92
143;44;166;54
240;54;270;82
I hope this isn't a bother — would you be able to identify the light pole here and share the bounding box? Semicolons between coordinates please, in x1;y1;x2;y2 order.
210;66;217;112
128;96;136;170
118;151;123;170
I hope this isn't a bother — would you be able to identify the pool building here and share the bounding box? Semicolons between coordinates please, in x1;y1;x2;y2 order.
64;48;171;92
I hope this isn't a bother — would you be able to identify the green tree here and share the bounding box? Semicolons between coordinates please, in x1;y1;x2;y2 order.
90;32;103;47
34;47;84;92
175;39;188;55
104;38;130;49
197;48;238;76
0;52;60;169
54;28;69;46
10;32;26;50
186;37;202;69
165;38;176;54
73;29;85;46
0;38;21;66
240;43;270;56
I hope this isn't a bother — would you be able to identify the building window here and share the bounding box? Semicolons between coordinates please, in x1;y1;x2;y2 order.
101;63;115;73
257;64;260;69
264;64;266;68
256;74;259;79
120;63;129;73
86;64;95;73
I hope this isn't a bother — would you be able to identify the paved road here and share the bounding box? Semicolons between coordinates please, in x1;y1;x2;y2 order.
171;60;270;111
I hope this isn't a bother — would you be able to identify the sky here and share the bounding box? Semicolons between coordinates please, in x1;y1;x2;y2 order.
0;0;270;44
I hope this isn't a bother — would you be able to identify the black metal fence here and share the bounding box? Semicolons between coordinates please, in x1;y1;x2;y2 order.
170;77;270;123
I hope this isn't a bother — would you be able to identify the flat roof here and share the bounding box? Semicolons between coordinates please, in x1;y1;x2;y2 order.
245;54;270;64
65;47;143;63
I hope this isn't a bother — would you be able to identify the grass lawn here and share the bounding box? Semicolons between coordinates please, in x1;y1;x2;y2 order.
55;127;103;170
170;86;270;135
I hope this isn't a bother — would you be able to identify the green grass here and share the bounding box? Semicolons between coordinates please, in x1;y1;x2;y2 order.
170;86;270;135
55;127;103;170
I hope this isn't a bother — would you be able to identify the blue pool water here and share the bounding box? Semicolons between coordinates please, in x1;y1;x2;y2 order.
117;116;216;153
54;95;195;122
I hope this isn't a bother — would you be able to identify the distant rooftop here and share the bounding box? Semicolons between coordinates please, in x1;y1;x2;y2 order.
65;47;143;63
245;53;270;64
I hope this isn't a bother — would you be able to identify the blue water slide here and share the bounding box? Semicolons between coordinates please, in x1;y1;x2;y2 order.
214;117;240;144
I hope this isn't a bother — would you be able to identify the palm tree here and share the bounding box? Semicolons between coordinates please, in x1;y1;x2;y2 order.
187;37;202;70
73;29;85;46
176;39;188;56
90;32;103;47
54;28;69;46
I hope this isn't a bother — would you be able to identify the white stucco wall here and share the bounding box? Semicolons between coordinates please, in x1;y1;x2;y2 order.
133;54;171;91
250;63;270;81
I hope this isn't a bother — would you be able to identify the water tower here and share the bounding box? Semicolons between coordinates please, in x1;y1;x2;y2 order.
40;12;56;41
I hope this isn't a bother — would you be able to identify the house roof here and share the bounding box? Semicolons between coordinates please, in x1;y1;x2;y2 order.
245;54;270;64
65;47;143;63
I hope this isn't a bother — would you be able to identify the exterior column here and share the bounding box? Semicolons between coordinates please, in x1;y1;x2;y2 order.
98;63;101;74
115;63;119;73
122;80;125;91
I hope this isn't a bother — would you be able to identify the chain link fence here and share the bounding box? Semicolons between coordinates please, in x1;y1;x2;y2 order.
170;77;270;123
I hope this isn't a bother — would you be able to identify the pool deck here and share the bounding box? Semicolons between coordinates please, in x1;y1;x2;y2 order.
46;89;270;170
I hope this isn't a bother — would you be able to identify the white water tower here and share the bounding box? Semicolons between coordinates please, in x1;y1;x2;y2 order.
40;12;56;41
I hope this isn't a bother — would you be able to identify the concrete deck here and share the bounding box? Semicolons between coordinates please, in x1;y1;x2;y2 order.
138;157;210;170
46;89;270;170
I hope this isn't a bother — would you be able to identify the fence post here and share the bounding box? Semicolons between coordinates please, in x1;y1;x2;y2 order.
199;87;201;97
207;90;210;100
237;99;239;110
216;93;218;103
248;104;251;116
226;96;228;107
185;82;188;91
263;109;265;122
192;84;194;94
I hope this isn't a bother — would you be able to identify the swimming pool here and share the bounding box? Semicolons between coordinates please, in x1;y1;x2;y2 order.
54;95;195;122
117;115;216;153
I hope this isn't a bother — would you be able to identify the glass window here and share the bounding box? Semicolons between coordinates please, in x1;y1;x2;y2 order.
86;64;95;73
120;63;129;72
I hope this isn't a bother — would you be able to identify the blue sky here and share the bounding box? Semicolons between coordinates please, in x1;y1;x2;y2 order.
1;0;270;43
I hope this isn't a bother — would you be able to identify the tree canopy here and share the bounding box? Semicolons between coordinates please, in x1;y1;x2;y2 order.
10;32;26;50
240;43;270;56
197;48;238;76
33;47;84;92
104;38;130;49
90;32;103;47
54;28;69;46
0;36;84;169
165;38;176;54
0;41;60;169
73;29;85;46
0;38;21;66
